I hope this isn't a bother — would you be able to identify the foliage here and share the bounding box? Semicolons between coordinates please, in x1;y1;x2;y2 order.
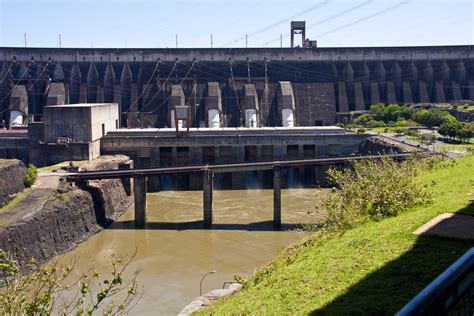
23;164;38;188
370;103;414;123
322;156;432;230
0;250;142;315
412;109;455;128
438;121;474;142
420;133;436;143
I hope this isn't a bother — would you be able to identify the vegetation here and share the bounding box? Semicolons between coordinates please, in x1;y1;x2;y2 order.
198;154;474;315
438;121;474;142
0;250;142;314
411;108;456;128
323;157;431;230
23;164;38;188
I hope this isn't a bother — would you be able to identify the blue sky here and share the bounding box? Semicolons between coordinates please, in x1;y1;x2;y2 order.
0;0;472;48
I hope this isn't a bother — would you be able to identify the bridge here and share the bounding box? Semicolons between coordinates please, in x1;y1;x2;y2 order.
67;154;409;229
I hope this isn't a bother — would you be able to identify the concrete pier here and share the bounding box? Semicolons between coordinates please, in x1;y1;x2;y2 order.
134;176;147;227
203;170;214;228
273;165;282;229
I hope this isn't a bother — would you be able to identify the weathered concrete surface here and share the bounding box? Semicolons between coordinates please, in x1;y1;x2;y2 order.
0;159;26;207
362;135;425;154
178;283;242;315
414;213;474;240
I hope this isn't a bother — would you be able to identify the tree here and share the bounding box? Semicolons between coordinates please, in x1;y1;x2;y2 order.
412;109;455;128
0;249;142;314
438;120;463;140
457;122;474;142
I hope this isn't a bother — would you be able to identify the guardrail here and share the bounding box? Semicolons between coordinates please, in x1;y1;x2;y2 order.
397;247;474;315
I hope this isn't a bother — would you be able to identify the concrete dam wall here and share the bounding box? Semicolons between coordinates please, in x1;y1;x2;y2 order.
0;45;472;128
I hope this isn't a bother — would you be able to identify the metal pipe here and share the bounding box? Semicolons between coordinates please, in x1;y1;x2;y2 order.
200;270;217;296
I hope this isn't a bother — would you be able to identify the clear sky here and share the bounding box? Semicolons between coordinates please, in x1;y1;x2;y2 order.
0;0;472;48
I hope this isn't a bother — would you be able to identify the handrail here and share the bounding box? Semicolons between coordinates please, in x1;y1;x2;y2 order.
66;154;411;181
397;247;474;316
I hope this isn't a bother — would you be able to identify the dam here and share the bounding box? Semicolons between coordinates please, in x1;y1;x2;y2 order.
0;45;472;131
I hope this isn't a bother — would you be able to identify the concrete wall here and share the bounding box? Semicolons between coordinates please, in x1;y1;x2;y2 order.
1;46;472;128
43;103;118;142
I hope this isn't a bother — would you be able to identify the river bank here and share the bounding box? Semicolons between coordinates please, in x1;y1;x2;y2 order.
197;154;474;315
0;156;132;269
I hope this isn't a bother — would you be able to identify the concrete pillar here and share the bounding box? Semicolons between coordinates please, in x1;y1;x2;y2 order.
134;176;147;227
203;170;213;228
273;165;282;229
118;161;133;196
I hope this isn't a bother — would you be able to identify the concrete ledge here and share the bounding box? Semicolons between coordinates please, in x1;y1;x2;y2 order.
414;213;474;240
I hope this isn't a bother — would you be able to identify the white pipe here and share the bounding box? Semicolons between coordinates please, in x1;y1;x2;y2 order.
170;110;176;128
282;108;294;127
170;110;184;129
208;109;220;128
9;111;23;128
245;109;257;128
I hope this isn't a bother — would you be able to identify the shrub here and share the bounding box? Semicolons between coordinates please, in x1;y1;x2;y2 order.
322;157;432;230
393;127;407;135
412;109;455;128
357;128;366;134
354;114;374;126
367;120;386;128
405;129;420;137
0;249;142;314
393;119;408;127
421;133;436;143
23;164;38;188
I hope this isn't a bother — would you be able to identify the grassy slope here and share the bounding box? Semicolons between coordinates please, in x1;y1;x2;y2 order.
198;155;474;315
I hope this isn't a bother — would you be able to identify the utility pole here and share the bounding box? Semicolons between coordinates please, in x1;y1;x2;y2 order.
280;34;283;48
175;34;178;48
24;33;27;47
211;34;213;48
245;34;248;48
58;34;62;48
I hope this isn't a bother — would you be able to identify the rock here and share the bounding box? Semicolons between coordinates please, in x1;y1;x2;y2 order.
0;159;27;207
178;283;243;315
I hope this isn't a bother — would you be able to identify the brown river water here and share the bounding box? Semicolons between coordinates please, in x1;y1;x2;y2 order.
55;188;327;315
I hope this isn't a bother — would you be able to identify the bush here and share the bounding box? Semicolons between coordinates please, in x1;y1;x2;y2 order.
393;119;408;127
23;164;38;188
412;109;455;128
393;127;407;135
322;157;432;230
356;128;366;134
405;129;420;137
421;133;436;143
0;249;142;314
367;120;386;128
370;103;414;123
353;114;374;126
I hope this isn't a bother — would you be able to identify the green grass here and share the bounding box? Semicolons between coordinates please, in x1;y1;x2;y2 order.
0;191;28;214
433;139;474;152
198;155;474;315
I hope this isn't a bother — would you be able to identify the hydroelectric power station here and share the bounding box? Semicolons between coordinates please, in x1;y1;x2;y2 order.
0;40;472;191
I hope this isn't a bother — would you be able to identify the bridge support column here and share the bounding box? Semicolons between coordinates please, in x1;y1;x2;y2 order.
203;170;213;228
134;176;147;227
273;165;281;229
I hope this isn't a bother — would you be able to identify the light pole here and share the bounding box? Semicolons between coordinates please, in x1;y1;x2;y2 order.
199;270;216;296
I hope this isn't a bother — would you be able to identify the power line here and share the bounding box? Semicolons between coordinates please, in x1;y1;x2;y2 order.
219;0;332;47
315;0;411;39
260;0;374;47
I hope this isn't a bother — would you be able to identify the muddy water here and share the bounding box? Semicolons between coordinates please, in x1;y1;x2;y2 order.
57;189;327;315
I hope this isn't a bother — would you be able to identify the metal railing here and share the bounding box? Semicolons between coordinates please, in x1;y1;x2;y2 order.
397;247;474;316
